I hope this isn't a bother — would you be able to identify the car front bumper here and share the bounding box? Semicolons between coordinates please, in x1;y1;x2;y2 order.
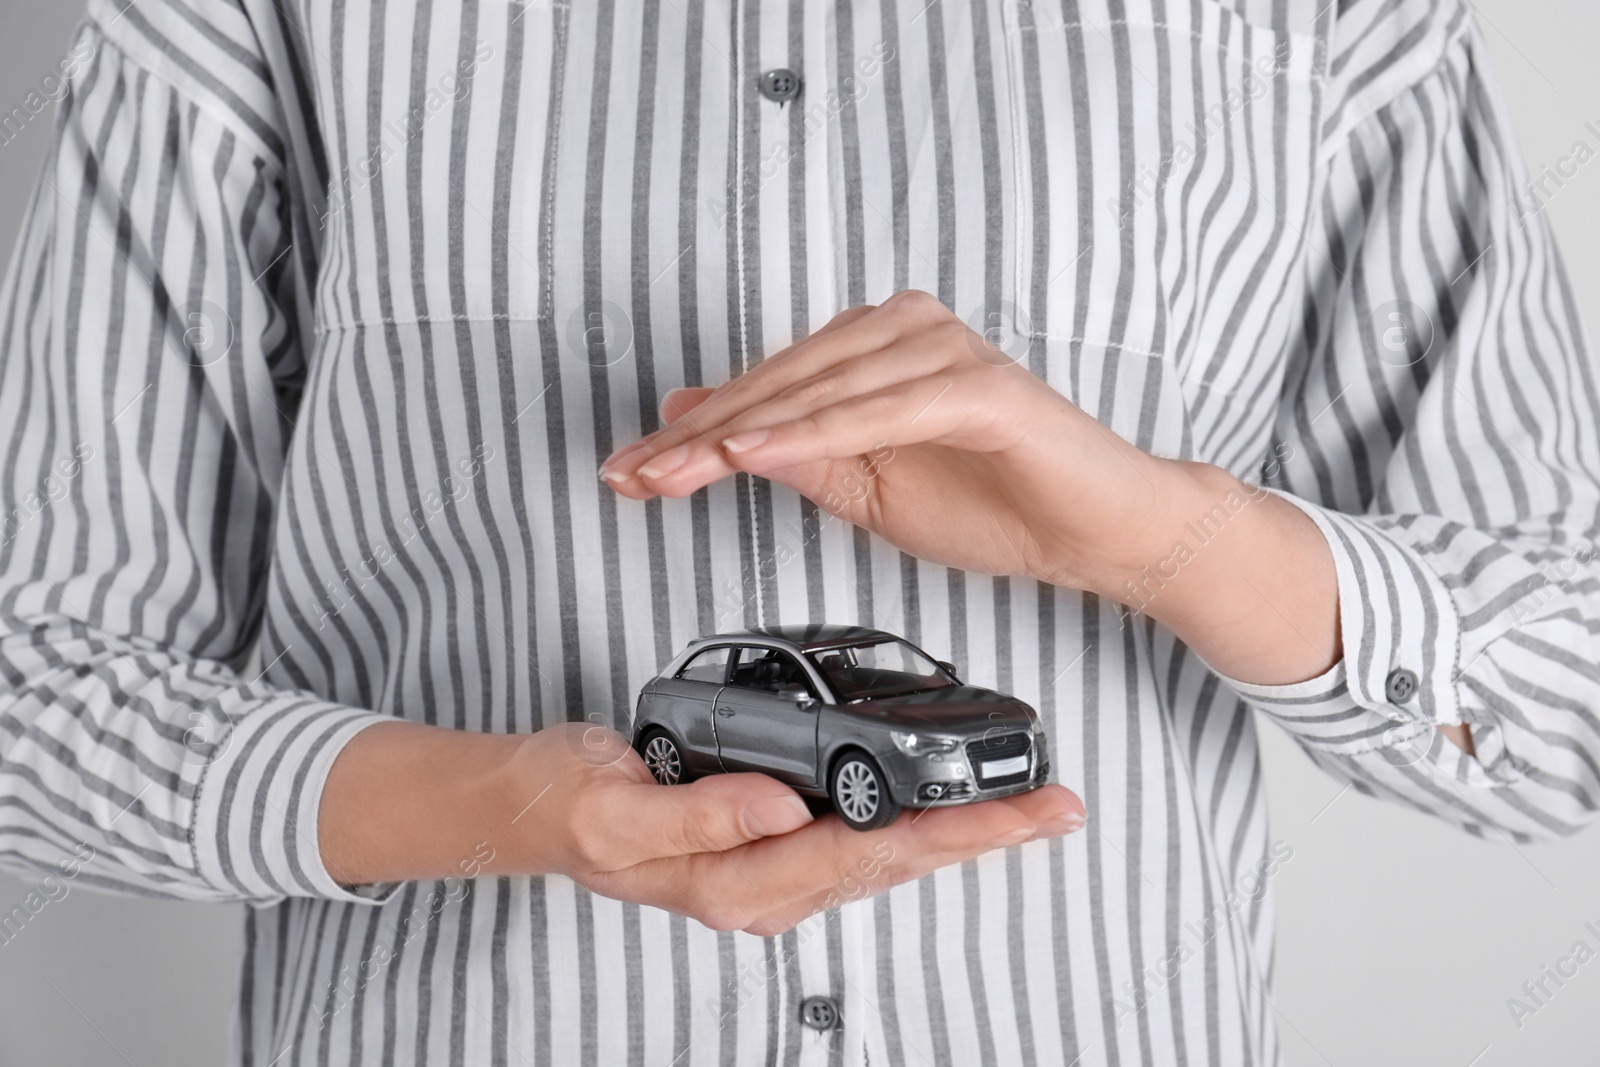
884;731;1051;809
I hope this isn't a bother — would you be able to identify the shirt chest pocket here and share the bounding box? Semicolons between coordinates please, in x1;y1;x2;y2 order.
998;0;1322;457
313;0;571;331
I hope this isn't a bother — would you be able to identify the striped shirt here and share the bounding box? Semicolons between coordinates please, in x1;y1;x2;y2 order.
1;0;1596;1063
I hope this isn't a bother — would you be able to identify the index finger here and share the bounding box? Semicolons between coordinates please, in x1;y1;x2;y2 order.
599;304;883;473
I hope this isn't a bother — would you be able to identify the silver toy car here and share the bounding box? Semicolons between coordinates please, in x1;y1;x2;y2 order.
630;625;1050;830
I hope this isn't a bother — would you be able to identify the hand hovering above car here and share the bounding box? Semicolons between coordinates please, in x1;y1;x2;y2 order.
597;290;1175;598
598;289;1344;689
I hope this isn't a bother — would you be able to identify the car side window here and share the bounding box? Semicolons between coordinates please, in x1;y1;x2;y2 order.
729;647;814;696
676;645;731;684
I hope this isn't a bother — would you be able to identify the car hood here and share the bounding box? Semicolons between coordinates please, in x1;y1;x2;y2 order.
839;685;1036;733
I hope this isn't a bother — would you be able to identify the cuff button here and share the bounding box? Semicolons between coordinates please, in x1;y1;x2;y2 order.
1385;668;1418;704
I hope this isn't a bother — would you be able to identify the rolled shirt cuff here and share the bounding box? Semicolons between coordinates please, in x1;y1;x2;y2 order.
188;691;399;905
1211;491;1465;751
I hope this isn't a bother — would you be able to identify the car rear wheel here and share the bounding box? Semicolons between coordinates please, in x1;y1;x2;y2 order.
830;753;900;831
639;729;685;786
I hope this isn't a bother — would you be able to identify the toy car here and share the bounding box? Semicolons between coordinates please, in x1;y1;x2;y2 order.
630;625;1050;830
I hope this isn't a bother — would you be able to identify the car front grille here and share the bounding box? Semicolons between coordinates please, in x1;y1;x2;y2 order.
966;731;1033;789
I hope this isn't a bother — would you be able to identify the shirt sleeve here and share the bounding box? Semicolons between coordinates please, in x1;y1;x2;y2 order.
1221;0;1600;842
0;9;393;902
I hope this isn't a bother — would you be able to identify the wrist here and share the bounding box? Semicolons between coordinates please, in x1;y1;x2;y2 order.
1106;462;1342;685
319;721;530;886
1073;455;1229;607
491;729;574;875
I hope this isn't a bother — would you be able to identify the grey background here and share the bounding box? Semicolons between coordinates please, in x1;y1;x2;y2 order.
0;1;1595;1063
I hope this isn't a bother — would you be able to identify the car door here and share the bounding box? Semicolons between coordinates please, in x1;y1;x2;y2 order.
712;646;821;788
641;644;732;777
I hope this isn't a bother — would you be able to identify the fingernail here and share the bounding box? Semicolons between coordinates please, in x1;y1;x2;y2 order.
743;796;813;837
638;443;691;480
1036;811;1087;838
721;428;771;454
599;440;648;475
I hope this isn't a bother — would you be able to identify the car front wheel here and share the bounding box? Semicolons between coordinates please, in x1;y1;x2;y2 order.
830;752;900;831
638;729;686;786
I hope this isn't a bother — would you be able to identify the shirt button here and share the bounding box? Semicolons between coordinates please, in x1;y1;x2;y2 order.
1385;668;1419;703
799;995;839;1031
759;67;802;103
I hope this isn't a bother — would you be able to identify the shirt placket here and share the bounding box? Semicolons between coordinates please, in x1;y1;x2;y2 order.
728;0;867;1063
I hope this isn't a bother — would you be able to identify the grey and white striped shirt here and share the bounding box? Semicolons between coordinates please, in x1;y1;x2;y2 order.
2;0;1596;1063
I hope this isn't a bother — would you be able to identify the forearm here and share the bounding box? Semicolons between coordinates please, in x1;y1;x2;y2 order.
1101;461;1473;754
319;721;527;886
1130;461;1341;686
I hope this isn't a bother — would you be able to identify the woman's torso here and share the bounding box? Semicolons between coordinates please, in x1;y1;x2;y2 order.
212;0;1328;1062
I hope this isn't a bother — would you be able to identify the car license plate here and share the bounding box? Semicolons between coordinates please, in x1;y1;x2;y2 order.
980;754;1029;779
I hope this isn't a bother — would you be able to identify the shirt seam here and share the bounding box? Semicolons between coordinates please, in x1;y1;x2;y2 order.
317;314;548;332
1025;334;1165;362
538;4;571;322
82;15;287;177
1317;5;1474;164
1006;18;1316;49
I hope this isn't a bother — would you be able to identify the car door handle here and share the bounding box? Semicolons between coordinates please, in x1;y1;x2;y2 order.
715;706;735;717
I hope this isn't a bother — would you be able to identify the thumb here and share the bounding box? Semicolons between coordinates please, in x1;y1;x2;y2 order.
613;772;814;861
660;386;716;425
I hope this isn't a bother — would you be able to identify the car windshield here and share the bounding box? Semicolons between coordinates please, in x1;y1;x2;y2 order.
805;640;955;701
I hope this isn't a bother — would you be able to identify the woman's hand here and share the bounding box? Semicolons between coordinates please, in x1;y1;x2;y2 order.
321;721;1086;936
599;290;1345;688
599;291;1177;598
518;725;1082;934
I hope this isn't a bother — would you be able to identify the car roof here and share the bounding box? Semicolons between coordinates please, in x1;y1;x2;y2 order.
700;624;894;652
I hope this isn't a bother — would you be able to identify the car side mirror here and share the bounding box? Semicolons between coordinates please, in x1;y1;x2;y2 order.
779;686;817;708
938;660;960;683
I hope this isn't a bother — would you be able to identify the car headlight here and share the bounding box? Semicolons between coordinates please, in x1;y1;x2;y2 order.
891;731;961;755
1030;717;1045;735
